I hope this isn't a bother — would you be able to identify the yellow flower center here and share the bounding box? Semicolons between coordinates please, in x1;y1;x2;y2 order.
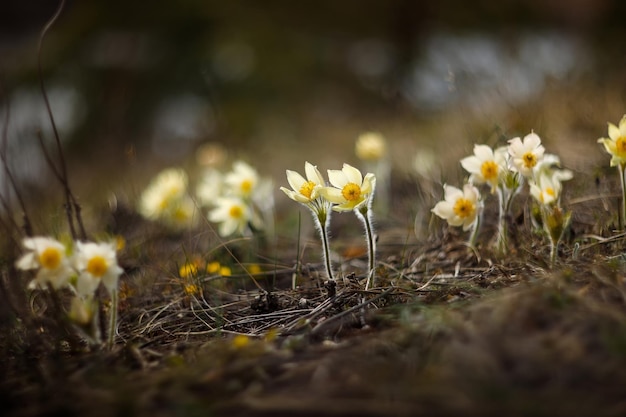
453;198;475;219
341;183;362;201
241;180;253;194
229;205;244;219
540;187;556;204
480;160;499;181
522;152;537;169
299;181;316;199
39;247;62;270
617;137;626;156
87;255;108;277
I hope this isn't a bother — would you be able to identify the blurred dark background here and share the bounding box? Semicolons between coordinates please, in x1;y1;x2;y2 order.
1;0;626;194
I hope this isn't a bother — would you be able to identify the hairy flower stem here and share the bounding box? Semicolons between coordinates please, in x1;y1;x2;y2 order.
467;208;482;249
617;163;626;229
313;209;334;282
357;205;376;290
494;185;516;256
107;291;118;350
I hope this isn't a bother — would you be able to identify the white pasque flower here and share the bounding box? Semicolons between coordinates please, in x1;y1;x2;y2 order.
508;132;545;177
355;132;387;161
73;241;124;296
16;237;73;289
280;161;326;204
598;114;626;167
318;163;376;212
432;184;481;231
460;144;507;192
195;168;223;207
208;197;250;236
529;171;565;206
224;160;259;198
138;168;188;220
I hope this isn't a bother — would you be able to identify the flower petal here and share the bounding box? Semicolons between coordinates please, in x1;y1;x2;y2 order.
341;163;363;185
304;162;325;185
286;170;306;193
327;169;348;188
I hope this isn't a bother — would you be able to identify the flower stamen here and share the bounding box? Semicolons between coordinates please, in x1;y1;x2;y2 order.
39;247;61;270
87;255;108;278
341;183;362;201
453;198;475;219
480;160;499;181
299;181;316;199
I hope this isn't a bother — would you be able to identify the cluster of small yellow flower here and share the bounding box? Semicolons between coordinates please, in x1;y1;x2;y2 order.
281;162;377;288
16;236;123;345
432;131;572;265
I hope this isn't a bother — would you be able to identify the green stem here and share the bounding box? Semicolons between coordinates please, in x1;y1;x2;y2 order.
107;291;118;350
467;208;482;249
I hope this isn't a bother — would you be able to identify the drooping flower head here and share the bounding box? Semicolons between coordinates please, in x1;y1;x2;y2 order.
16;237;73;290
355;132;387;161
460;144;507;192
508;132;545;178
224;160;259;198
73;241;124;296
208;197;250;236
319;163;376;212
598;115;626;167
280;161;326;205
432;184;481;231
529;171;564;206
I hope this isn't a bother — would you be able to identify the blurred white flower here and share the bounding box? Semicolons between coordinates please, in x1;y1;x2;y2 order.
319;163;376;212
508;132;545;177
355;132;387;161
208;197;250;236
432;184;481;231
196;168;223;207
73;241;123;296
68;294;98;327
224;160;259;198
138;168;198;229
460;144;506;192
16;236;72;290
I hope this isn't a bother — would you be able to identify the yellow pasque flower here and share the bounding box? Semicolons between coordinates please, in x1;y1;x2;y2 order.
319;163;376;212
280;161;326;204
460;144;506;192
208;197;250;236
355;132;387;161
598;115;626;167
73;241;124;296
508;132;545;177
432;184;481;231
224;160;259;198
16;237;73;290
